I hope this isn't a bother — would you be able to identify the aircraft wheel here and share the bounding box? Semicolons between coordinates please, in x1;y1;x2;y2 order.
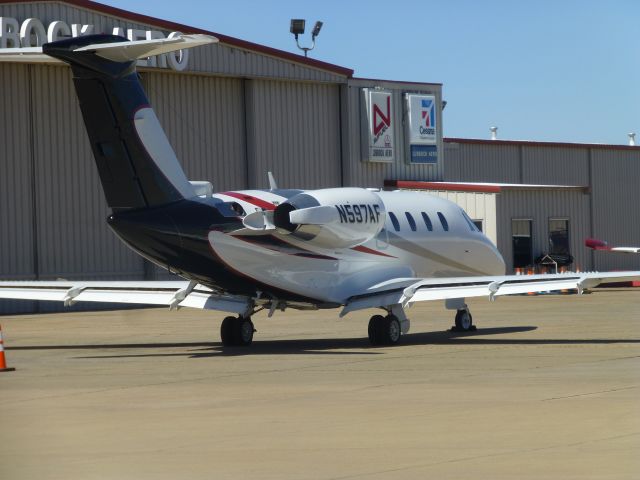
454;309;475;331
369;314;401;346
368;315;385;345
381;314;402;345
220;316;237;346
235;317;255;346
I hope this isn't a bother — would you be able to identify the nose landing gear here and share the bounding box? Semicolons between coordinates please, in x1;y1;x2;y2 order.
453;308;476;332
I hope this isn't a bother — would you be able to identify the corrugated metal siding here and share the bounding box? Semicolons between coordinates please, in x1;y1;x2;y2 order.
0;63;36;313
521;146;589;185
444;142;521;183
590;149;640;272
445;143;590;186
0;2;345;83
189;44;346;83
144;72;246;192
496;190;592;273
0;63;34;278
29;64;144;284
245;79;341;189
343;81;444;188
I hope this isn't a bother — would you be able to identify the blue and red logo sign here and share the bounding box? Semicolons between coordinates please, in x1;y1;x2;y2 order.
421;99;435;128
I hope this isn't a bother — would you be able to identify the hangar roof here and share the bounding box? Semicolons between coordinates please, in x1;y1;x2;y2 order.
384;180;589;194
444;137;639;152
0;0;354;77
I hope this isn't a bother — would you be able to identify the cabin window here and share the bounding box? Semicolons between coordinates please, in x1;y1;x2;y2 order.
437;212;449;231
473;220;483;232
512;219;533;268
549;219;570;255
388;212;400;231
421;212;433;231
405;212;417;231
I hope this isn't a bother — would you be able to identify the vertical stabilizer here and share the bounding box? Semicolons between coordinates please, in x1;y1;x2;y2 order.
42;35;208;210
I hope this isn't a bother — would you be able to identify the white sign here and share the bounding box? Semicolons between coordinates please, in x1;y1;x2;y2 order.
0;16;190;71
362;89;394;162
406;93;437;144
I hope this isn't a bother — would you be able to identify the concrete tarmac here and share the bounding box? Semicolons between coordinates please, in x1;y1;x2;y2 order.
1;289;639;479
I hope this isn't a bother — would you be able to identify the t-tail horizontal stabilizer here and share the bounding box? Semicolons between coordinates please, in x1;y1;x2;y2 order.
0;34;217;64
1;34;217;210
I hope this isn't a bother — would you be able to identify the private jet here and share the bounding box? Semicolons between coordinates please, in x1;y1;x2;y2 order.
1;34;638;346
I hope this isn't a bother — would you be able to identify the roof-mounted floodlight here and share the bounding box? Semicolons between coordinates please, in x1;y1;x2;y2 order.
290;19;305;38
290;18;323;57
312;21;323;39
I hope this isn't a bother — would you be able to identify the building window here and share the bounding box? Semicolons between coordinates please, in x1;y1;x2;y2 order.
549;219;570;255
421;212;433;231
512;219;533;268
437;212;449;231
405;212;416;231
473;220;483;232
388;212;400;231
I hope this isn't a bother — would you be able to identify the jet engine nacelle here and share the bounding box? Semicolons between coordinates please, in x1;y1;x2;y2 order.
272;188;386;249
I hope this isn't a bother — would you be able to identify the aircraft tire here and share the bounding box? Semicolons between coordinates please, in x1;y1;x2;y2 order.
220;316;237;346
380;315;401;345
369;314;401;345
235;317;255;346
454;309;474;331
368;315;386;345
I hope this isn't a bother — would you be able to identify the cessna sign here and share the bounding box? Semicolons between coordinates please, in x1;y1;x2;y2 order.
406;93;438;164
0;16;191;70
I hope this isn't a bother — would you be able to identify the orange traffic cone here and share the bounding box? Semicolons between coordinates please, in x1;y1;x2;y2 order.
0;325;16;372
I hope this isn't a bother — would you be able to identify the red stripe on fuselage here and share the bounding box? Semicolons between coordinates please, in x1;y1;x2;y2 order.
222;191;276;211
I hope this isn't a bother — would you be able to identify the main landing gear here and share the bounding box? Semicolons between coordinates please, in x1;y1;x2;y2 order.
368;305;410;346
368;314;401;345
220;315;255;346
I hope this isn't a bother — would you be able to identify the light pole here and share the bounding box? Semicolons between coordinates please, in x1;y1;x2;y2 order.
290;19;323;57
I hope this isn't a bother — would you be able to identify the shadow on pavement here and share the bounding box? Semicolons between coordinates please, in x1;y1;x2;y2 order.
9;325;639;360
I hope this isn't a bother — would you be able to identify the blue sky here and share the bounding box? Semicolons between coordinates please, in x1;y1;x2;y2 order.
103;0;638;145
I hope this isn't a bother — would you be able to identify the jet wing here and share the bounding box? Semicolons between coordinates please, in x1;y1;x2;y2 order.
340;271;640;316
0;280;250;315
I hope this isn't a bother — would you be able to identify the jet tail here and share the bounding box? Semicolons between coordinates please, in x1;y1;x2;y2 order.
31;34;218;210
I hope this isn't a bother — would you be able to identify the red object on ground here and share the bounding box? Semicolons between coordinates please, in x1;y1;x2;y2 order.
0;325;16;372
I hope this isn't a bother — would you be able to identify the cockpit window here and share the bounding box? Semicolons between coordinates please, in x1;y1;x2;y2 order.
437;212;449;231
388;212;400;231
460;209;477;232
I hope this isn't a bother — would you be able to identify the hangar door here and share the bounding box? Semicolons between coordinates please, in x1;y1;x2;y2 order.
246;79;342;190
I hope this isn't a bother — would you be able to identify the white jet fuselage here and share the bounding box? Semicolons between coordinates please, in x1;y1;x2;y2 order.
209;189;506;305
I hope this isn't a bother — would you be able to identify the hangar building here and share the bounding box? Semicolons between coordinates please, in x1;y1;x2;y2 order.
1;0;638;314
